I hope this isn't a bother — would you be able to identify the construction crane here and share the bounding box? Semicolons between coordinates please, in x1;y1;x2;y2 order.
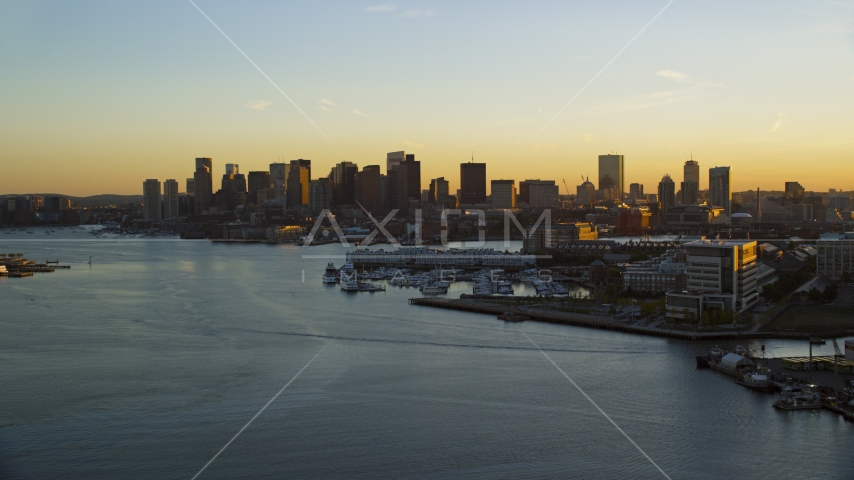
562;178;570;195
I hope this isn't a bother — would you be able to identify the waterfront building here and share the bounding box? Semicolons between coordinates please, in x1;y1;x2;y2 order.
623;250;687;294
658;175;676;222
354;165;382;214
682;160;700;205
665;240;759;320
347;246;536;269
524;222;598;253
709;166;732;217
460;162;487;205
163;179;179;219
598;154;624;198
287;159;311;207
142;179;162;222
490;180;516;208
816;232;854;280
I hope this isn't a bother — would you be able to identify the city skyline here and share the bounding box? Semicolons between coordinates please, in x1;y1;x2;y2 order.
2;1;853;196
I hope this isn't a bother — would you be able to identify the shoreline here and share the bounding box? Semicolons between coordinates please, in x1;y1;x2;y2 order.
409;297;854;341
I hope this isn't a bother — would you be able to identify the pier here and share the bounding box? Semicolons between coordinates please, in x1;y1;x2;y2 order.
408;297;769;340
408;297;854;341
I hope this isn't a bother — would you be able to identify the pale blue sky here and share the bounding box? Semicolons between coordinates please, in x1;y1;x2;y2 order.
1;0;852;195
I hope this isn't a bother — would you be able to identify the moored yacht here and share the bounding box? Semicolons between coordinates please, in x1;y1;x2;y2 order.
322;262;339;284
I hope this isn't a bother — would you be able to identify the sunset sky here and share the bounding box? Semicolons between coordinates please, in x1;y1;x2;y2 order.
1;0;853;196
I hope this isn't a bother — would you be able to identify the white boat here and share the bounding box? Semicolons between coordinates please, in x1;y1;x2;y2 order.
710;346;723;357
358;282;386;292
736;372;773;392
421;283;448;294
322;262;338;284
340;279;360;292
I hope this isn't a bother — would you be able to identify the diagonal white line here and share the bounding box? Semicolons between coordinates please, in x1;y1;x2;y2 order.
187;0;342;152
518;328;672;480
191;340;333;480
534;0;677;139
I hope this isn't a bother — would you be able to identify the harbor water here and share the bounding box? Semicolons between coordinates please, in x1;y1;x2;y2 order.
1;229;853;479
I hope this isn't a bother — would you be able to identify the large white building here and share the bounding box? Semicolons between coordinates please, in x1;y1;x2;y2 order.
666;240;759;320
816;232;854;280
142;179;161;222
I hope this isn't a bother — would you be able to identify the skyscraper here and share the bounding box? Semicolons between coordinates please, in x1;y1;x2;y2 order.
709;166;732;216
225;163;239;175
186;178;195;195
490;180;516;208
247;171;271;194
142;179;161;222
163;179;179;219
681;159;700;205
658;175;676;222
629;183;644;203
308;178;333;211
386;151;405;173
598;154;624;198
387;154;420;211
329;161;358;206
193;158;213;214
785;182;805;200
269;162;287;202
354;165;382;214
287;159;311;207
429;177;450;204
460;162;487;205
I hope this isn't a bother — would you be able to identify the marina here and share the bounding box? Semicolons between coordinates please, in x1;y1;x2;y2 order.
697;342;854;421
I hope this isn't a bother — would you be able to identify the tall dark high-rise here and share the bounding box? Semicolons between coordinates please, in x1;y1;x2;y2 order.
387;153;420;211
598;154;624;198
163;179;179;219
785;181;805;200
354;165;381;214
143;179;161;222
287;159;311;207
269;163;287;202
193;157;213;214
460;161;486;205
429;177;450;204
681;159;700;205
658;174;676;223
330;161;358;206
709;166;732;216
248;171;271;194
